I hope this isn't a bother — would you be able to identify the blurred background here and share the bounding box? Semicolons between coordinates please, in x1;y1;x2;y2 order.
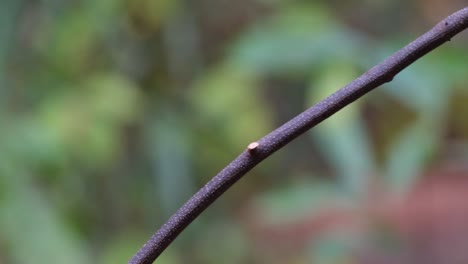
0;0;467;263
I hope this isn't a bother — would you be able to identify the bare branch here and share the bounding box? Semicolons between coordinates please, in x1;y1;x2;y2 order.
129;7;468;264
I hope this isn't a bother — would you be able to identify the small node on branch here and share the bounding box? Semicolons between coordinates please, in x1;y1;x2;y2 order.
247;142;259;152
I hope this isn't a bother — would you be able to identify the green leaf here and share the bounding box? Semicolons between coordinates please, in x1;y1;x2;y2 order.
228;3;363;74
384;121;438;193
252;179;351;225
0;175;90;264
190;65;272;151
37;73;142;166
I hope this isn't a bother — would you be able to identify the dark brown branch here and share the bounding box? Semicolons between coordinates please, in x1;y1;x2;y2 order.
129;7;468;264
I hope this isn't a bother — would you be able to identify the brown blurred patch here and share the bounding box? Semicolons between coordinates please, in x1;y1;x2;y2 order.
417;0;467;24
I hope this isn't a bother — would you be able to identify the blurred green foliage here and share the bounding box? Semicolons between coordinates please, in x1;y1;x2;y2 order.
0;0;467;263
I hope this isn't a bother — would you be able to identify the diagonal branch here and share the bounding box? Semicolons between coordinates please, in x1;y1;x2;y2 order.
129;7;468;264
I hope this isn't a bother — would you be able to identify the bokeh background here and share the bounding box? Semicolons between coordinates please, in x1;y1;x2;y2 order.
1;0;468;263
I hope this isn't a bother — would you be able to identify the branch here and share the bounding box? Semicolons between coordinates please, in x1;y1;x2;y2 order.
129;7;468;264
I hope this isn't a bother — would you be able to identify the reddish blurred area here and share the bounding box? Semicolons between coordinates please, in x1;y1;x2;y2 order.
245;163;468;263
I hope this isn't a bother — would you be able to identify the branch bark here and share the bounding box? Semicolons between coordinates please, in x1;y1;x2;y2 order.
129;7;468;264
